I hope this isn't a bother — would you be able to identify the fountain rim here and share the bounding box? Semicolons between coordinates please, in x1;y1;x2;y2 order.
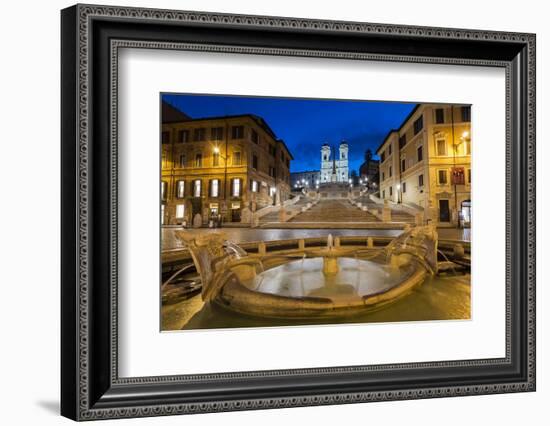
215;259;428;320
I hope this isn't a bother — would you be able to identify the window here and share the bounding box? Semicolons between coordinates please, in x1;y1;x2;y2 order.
435;108;445;124
251;129;259;144
212;152;220;167
388;144;392;155
176;180;185;198
418;174;424;187
269;145;276;157
402;182;407;193
211;127;224;140
251;180;258;192
161;181;167;201
468;168;471;184
465;139;471;155
417;146;423;162
269;166;276;178
389;186;393;196
231;125;244;139
193;128;206;141
380;152;386;163
438;169;448;184
280;151;284;161
413;116;424;134
233;151;241;166
401;158;406;172
451;167;465;185
382;171;385;181
195;153;202;167
232;179;241;197
193;180;201;197
179;154;186;168
252;154;258;170
210;179;219;197
161;151;167;168
389;166;392;177
461;106;471;122
399;134;407;149
161;131;170;144
382;190;385;198
177;129;189;143
436;138;447;156
175;204;185;219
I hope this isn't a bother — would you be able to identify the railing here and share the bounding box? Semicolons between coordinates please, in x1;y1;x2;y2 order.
164;235;470;259
253;195;302;221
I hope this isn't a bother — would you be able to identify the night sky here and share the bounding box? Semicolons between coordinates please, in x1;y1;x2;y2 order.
162;94;417;174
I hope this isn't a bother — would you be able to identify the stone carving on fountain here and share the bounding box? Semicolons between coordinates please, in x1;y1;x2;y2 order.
175;225;440;320
175;231;257;302
384;225;438;274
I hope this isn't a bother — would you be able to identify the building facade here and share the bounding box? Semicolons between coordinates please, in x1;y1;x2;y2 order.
359;149;379;186
161;107;293;226
376;104;472;227
320;142;349;183
291;170;321;190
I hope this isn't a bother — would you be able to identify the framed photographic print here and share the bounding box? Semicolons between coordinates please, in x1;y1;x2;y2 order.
61;4;536;421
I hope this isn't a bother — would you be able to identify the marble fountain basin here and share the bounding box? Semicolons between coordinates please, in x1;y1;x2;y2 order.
216;254;427;320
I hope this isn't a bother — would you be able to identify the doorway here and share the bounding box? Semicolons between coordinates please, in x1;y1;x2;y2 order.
231;202;241;223
439;199;450;222
461;200;471;228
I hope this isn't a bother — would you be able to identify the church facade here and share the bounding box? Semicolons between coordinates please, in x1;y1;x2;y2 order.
320;142;349;183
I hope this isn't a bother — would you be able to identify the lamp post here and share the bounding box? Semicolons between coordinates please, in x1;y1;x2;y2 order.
396;183;402;204
213;144;228;225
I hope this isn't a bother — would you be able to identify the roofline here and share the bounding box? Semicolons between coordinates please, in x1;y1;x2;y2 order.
161;100;192;123
375;104;421;154
277;139;294;160
376;129;398;154
290;170;320;175
166;113;294;160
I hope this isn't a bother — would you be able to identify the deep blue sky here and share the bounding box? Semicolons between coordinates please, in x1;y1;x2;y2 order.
163;94;416;173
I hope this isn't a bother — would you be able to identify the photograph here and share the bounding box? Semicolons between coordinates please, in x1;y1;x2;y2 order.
160;94;472;331
56;2;536;421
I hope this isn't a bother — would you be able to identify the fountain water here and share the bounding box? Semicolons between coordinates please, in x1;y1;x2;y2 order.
175;225;441;320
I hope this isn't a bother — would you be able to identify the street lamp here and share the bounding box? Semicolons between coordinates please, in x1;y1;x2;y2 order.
396;183;402;203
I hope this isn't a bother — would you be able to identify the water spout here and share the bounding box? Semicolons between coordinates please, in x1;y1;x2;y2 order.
327;234;334;250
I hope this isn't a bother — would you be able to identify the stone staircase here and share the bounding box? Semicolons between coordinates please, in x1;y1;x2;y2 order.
352;195;417;224
388;209;416;223
289;199;380;223
257;196;313;225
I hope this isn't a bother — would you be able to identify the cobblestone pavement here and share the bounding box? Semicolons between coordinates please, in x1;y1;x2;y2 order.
161;227;471;251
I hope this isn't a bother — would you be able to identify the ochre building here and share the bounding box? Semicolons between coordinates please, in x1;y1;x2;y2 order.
376;104;472;227
161;105;293;226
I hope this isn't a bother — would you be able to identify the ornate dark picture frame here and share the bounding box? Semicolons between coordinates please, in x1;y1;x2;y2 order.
61;4;536;421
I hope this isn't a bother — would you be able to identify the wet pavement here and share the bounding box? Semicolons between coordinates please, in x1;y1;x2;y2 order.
162;227;402;251
162;274;471;331
162;226;471;251
438;227;471;242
